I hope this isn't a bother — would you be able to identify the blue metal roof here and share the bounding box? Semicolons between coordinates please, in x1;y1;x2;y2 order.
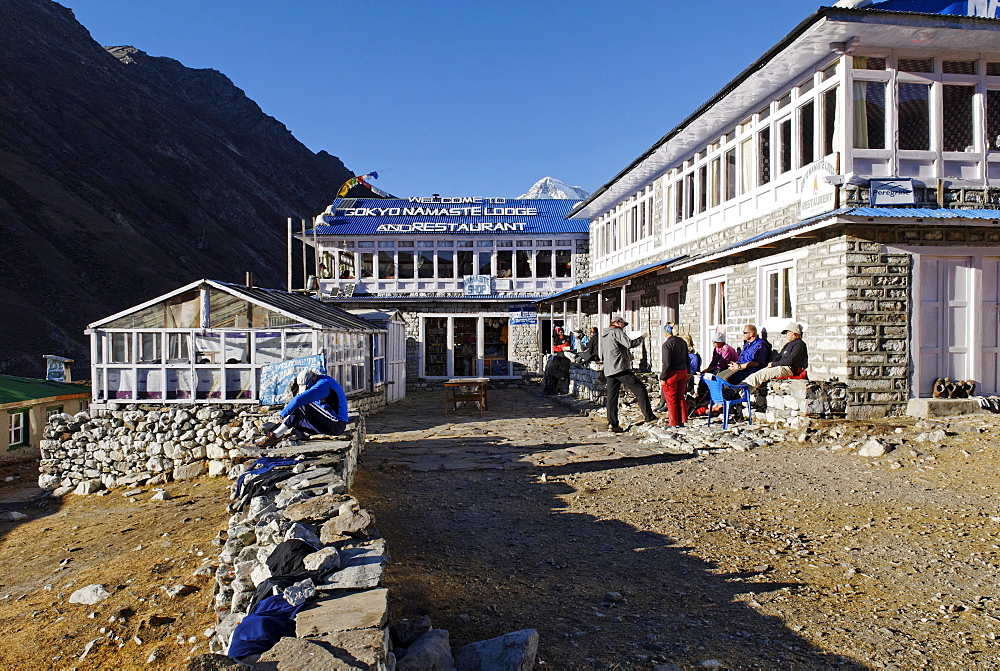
538;256;685;303
308;198;589;236
844;207;1000;220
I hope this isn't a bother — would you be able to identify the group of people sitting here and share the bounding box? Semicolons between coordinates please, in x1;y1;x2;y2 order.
659;321;809;426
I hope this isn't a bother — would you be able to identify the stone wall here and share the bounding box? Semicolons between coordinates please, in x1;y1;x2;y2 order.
36;396;379;496
764;379;848;428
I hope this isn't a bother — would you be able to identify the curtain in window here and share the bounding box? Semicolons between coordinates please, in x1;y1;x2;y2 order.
853;82;885;149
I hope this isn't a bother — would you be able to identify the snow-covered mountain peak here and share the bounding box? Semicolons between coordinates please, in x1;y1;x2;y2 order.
517;177;590;200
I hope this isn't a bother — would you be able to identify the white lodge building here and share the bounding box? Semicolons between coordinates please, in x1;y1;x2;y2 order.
304;198;589;381
542;1;1000;418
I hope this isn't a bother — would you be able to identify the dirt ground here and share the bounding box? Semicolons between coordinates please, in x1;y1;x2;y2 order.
1;387;998;669
355;388;1000;669
0;465;231;670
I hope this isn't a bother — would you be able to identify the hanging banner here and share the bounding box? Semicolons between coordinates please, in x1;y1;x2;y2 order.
463;275;495;296
259;354;327;406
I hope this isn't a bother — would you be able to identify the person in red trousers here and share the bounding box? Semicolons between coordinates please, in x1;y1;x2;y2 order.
659;324;689;427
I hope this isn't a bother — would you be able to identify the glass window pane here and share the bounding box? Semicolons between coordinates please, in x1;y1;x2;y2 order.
853;81;886;149
110;333;131;363
167;333;190;363
779;118;792;173
725;149;736;200
138;333;160;363
194;332;222;364
360;252;374;278
943;85;975;152
397;251;414;279
898;82;931;150
377;241;394;248
899;58;933;73
417;240;434;248
740;138;754;193
823;87;838;156
425;317;447;377
555;249;572;277
458;250;474;276
684;173;694;218
943;60;976;75
799;101;815;166
284;332;312;360
782;267;793;319
378;251;395;278
254;332;282;365
497;250;513;277
987;90;1000;150
697;164;707;213
338;253;356;279
224;332;249;364
675;179;685;221
758;127;771;185
437;250;454;278
417;251;434;278
853;56;886;70
515;250;532;278
536;249;552;278
769;272;779;319
484;317;509;376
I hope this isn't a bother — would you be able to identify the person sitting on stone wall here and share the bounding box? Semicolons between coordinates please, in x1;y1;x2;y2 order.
702;332;739;375
743;322;809;410
543;350;571;395
255;369;349;448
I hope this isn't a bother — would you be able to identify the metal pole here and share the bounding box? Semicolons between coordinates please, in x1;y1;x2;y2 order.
287;218;293;292
301;219;308;291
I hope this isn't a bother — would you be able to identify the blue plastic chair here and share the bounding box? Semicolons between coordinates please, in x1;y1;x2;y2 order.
702;373;753;429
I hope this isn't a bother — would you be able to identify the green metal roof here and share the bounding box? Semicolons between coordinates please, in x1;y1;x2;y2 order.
0;375;91;407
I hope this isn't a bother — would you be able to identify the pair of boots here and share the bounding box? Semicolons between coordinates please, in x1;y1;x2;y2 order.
932;378;976;399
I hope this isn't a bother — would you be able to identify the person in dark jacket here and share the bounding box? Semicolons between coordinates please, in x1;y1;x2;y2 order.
744;322;809;408
543;350;571;394
255;369;349;447
602;313;657;432
657;324;689;426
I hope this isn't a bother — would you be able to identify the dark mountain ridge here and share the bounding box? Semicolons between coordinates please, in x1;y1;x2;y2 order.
0;0;353;377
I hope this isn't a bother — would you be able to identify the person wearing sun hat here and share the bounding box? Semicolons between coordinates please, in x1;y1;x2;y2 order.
743;321;809;408
602;313;657;432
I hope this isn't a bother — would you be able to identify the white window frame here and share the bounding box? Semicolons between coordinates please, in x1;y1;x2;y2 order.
752;252;806;337
8;410;27;448
698;271;729;356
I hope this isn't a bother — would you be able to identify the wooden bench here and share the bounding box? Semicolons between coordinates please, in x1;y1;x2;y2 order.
444;377;489;416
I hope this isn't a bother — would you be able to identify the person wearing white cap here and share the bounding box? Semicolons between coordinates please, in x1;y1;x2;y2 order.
601;313;657;432
743;322;809;408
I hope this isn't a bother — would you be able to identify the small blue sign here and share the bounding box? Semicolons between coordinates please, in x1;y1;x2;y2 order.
509;303;538;326
259;354;327;406
463;275;495;296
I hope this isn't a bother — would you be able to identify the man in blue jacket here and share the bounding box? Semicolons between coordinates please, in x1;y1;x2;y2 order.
255;369;349;448
717;324;772;385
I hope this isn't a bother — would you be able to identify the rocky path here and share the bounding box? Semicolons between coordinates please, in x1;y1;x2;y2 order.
354;387;1000;669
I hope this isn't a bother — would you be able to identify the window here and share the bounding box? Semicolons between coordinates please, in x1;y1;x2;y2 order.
476;251;491;275
943;60;976;75
377;241;394;249
740;138;754;193
8;410;27;448
899;58;933;73
988;90;1000;150
46;406;63;419
766;266;794;320
138;332;161;363
697;164;707;213
725;149;736;200
377;251;395;279
988;62;1000;76
458;250;475;276
536;249;552;278
758;127;771;185
437;251;454;278
515;249;532;278
110;332;131;364
372;333;385;386
853;56;886;70
555;249;572;277
675;179;685;221
943;85;975;152
417;250;434;279
823;86;838;156
360;253;374;278
779;118;792;174
704;277;727;351
853;81;886;149
710;158;721;208
497;250;513;277
799;101;815;167
167;333;190;363
898;82;931;150
338;252;356;279
684;173;694;219
397;250;414;279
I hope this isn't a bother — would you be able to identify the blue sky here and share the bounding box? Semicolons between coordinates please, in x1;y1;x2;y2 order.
63;0;828;199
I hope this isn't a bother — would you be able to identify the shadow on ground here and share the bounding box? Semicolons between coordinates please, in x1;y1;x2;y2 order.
355;388;863;668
